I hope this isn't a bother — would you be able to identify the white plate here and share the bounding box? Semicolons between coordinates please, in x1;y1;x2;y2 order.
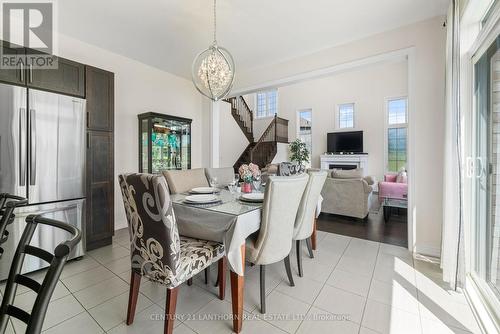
240;193;264;202
190;187;218;194
184;194;218;204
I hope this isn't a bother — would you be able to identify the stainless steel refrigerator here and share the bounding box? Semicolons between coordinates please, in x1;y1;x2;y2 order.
0;82;86;280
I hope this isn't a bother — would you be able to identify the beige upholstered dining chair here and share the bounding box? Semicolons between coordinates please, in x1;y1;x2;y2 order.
118;173;226;334
163;168;209;194
246;174;309;313
293;170;328;277
205;167;235;186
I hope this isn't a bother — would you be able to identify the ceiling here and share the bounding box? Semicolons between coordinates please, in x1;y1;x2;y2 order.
58;0;449;79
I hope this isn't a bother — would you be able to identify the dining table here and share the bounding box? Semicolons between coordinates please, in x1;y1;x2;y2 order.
171;189;322;333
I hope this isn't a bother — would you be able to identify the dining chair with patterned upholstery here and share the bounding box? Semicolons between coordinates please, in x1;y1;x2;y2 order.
292;170;328;277
162;168;218;285
245;174;309;313
118;173;226;334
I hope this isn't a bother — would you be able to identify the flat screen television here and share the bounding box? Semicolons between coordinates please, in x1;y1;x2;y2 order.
327;131;364;153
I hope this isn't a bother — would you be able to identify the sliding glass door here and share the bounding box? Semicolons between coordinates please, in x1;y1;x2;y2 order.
472;35;500;303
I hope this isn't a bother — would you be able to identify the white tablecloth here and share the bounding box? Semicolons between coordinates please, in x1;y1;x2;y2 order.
172;192;322;276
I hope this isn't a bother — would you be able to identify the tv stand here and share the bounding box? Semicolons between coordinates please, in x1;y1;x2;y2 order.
320;154;369;175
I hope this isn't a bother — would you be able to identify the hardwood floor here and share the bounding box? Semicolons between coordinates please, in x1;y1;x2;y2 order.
317;207;408;248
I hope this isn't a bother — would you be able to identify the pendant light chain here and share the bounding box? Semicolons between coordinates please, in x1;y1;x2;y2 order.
191;0;234;101
213;0;217;43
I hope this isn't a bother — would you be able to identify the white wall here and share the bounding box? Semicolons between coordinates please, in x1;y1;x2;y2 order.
219;102;249;167
253;117;274;139
272;143;289;164
234;17;447;257
56;34;203;230
278;60;408;181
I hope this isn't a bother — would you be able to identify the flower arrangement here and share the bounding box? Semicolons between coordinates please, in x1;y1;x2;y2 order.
238;163;260;183
238;163;260;193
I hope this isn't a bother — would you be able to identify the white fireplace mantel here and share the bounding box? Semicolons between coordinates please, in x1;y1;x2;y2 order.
320;154;369;175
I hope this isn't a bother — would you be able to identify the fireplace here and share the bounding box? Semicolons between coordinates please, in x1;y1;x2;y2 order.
320;154;369;176
329;164;358;170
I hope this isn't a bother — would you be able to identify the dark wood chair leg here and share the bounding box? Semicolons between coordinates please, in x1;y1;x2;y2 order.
260;265;266;314
284;255;295;286
311;216;317;250
306;237;314;259
126;271;141;325
164;287;179;334
187;278;193;286
296;240;303;277
218;257;226;300
205;267;210;284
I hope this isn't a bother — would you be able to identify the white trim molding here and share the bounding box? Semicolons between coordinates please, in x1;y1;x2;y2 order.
414;244;441;258
230;48;411;96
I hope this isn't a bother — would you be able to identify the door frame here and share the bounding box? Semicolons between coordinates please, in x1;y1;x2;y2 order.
296;108;313;166
229;48;416;254
463;1;500;332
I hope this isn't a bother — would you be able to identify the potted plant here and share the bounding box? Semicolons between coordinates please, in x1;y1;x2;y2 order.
238;163;260;193
289;139;310;173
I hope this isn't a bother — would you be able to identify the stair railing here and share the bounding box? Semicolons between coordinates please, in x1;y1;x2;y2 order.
226;96;254;137
249;115;289;166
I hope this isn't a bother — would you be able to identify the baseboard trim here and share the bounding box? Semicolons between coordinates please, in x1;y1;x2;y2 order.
414;244;441;258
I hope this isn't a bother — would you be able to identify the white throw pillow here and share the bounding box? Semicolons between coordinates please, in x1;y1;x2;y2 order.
331;168;363;179
396;171;407;183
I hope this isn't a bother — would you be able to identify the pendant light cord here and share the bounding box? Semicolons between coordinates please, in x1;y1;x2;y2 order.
213;0;217;43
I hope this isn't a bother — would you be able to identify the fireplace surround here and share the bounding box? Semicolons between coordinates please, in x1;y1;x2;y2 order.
320;154;369;176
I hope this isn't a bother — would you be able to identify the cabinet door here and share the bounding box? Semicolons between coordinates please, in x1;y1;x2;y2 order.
86;130;114;250
86;66;114;131
0;42;26;85
28;56;85;97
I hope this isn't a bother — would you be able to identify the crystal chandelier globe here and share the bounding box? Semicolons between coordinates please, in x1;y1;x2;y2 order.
192;0;235;101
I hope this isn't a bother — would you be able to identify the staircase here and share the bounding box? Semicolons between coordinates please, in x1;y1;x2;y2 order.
227;96;254;142
226;96;288;170
226;95;289;170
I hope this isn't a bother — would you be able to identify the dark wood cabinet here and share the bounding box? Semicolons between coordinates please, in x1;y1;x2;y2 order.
0;41;26;85
86;66;114;131
85;66;114;250
0;39;115;251
86;130;114;250
29;56;85;97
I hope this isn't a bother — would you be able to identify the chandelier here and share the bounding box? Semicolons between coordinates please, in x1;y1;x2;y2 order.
192;0;235;101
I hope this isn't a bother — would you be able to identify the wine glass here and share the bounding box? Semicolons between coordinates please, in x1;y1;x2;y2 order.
233;173;240;186
209;177;218;193
252;174;262;192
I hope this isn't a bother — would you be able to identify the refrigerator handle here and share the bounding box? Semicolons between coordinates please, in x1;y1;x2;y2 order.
29;109;37;186
19;63;24;83
29;64;33;83
19;108;26;186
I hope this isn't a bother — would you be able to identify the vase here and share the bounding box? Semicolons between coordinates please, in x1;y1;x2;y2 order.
242;182;252;193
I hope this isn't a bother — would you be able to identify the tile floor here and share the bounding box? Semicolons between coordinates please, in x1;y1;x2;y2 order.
1;228;482;334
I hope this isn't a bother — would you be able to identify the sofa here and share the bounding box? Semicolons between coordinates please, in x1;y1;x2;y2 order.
320;169;374;219
378;173;408;201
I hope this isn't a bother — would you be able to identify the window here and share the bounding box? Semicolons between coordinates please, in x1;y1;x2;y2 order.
338;103;354;129
388;99;407;125
256;90;278;118
298;109;312;167
387;98;408;172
